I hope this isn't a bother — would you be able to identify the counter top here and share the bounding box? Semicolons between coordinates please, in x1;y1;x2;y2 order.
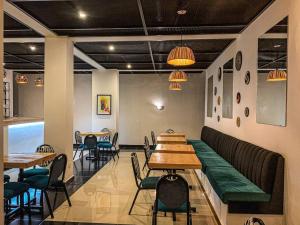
2;117;44;126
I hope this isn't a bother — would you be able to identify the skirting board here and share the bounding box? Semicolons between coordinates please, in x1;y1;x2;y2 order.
194;169;284;225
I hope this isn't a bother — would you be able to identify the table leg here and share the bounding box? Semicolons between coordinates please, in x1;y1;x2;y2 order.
18;168;24;182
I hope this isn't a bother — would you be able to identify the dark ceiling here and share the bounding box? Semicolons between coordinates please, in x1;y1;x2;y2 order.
4;0;278;73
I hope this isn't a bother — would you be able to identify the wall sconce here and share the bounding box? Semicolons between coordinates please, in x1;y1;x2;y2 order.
156;105;165;110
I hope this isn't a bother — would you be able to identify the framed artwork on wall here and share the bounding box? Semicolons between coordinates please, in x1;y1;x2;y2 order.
97;94;112;115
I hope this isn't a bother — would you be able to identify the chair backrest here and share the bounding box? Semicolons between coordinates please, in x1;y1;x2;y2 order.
245;217;265;225
151;131;156;145
75;131;83;144
36;144;55;167
155;174;189;211
166;129;175;134
48;154;67;186
144;136;151;163
131;152;142;187
100;128;111;142
112;132;119;147
84;134;97;149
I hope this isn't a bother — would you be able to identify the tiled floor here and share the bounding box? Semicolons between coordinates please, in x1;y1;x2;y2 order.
46;152;218;225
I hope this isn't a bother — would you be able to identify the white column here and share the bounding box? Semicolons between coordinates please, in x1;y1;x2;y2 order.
0;0;4;222
44;37;74;180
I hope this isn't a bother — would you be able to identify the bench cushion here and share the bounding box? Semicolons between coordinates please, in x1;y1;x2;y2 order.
206;167;271;204
199;153;232;173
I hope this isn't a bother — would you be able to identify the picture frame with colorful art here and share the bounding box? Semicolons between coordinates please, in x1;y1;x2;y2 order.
97;94;112;115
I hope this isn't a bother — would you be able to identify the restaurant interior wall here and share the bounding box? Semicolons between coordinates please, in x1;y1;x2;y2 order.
119;73;205;145
204;0;300;224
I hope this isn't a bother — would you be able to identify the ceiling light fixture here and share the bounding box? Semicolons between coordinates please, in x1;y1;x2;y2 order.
35;77;44;87
78;11;87;19
127;64;132;69
274;44;281;48
169;82;182;91
16;74;29;84
177;9;187;15
267;69;287;81
29;45;36;51
169;70;188;82
108;45;115;51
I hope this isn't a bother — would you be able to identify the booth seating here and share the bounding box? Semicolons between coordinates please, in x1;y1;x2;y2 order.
189;126;284;225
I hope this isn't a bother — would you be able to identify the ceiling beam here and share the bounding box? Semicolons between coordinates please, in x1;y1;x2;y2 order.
3;0;104;70
260;33;288;39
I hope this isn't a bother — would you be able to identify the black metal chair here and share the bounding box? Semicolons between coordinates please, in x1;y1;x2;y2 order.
98;132;119;160
245;217;265;225
99;128;111;142
128;152;160;215
84;134;99;160
23;154;71;218
73;131;85;160
166;129;175;134
142;136;152;171
151;131;157;150
152;174;192;225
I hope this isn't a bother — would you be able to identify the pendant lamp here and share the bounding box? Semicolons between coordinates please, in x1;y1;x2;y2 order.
169;82;182;91
167;46;195;66
15;74;28;84
35;77;44;87
169;70;188;82
267;69;287;81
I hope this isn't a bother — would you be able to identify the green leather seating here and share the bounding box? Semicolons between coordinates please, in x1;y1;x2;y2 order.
4;182;30;199
23;168;49;178
140;176;160;189
24;175;49;189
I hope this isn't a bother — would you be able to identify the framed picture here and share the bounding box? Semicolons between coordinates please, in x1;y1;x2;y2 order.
97;94;112;115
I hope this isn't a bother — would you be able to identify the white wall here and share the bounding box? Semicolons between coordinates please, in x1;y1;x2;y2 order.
92;69;119;132
119;73;205;145
204;0;300;224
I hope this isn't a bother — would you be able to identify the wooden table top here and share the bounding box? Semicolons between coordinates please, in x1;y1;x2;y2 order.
4;153;56;169
159;132;186;137
155;144;195;154
156;136;187;144
80;131;110;137
148;153;201;170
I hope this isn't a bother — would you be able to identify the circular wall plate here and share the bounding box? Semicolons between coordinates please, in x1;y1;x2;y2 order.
218;67;222;81
217;115;220;122
236;92;241;104
236;117;241;127
235;51;243;71
245;71;250;85
217;96;221;105
214;87;217;96
244;107;250;117
214;106;217;113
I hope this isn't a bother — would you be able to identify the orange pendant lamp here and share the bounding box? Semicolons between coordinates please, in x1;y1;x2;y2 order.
15;74;28;84
267;69;287;81
169;70;188;82
167;46;195;66
35;77;44;87
169;82;182;91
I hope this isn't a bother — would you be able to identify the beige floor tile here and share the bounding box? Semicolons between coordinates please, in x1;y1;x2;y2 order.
47;152;218;225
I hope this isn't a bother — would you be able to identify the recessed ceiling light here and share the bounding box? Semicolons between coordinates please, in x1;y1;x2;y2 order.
177;9;187;15
29;45;36;51
127;64;132;69
108;45;115;51
78;11;87;19
274;44;281;48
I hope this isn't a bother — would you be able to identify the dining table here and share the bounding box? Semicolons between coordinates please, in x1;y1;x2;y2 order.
155;144;195;154
79;131;110;137
156;136;187;144
159;132;186;137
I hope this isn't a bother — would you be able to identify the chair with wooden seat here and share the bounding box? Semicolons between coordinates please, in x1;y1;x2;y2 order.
152;174;192;225
23;154;71;218
128;152;160;215
22;144;55;179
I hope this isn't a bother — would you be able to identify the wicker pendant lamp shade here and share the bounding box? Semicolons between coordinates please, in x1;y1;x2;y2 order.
35;77;44;87
15;74;29;84
267;69;287;81
169;71;188;82
167;46;195;66
169;82;182;91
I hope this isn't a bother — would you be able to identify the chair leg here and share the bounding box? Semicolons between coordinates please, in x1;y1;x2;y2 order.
63;184;72;207
53;188;58;209
142;161;147;171
128;189;140;215
73;147;78;160
152;211;157;225
172;212;176;221
110;148;115;161
25;191;31;220
44;191;54;218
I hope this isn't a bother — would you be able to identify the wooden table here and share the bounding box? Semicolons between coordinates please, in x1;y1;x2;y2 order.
159;132;186;137
148;153;201;170
156;136;187;144
4;153;56;181
80;131;110;137
155;144;195;154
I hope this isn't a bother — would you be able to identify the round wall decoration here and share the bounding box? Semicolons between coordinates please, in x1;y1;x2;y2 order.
217;96;221;105
218;67;222;81
245;71;251;85
217;115;220;122
236;117;241;127
214;106;217;113
214;87;217;96
236;92;241;104
235;51;243;71
244;107;250;117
